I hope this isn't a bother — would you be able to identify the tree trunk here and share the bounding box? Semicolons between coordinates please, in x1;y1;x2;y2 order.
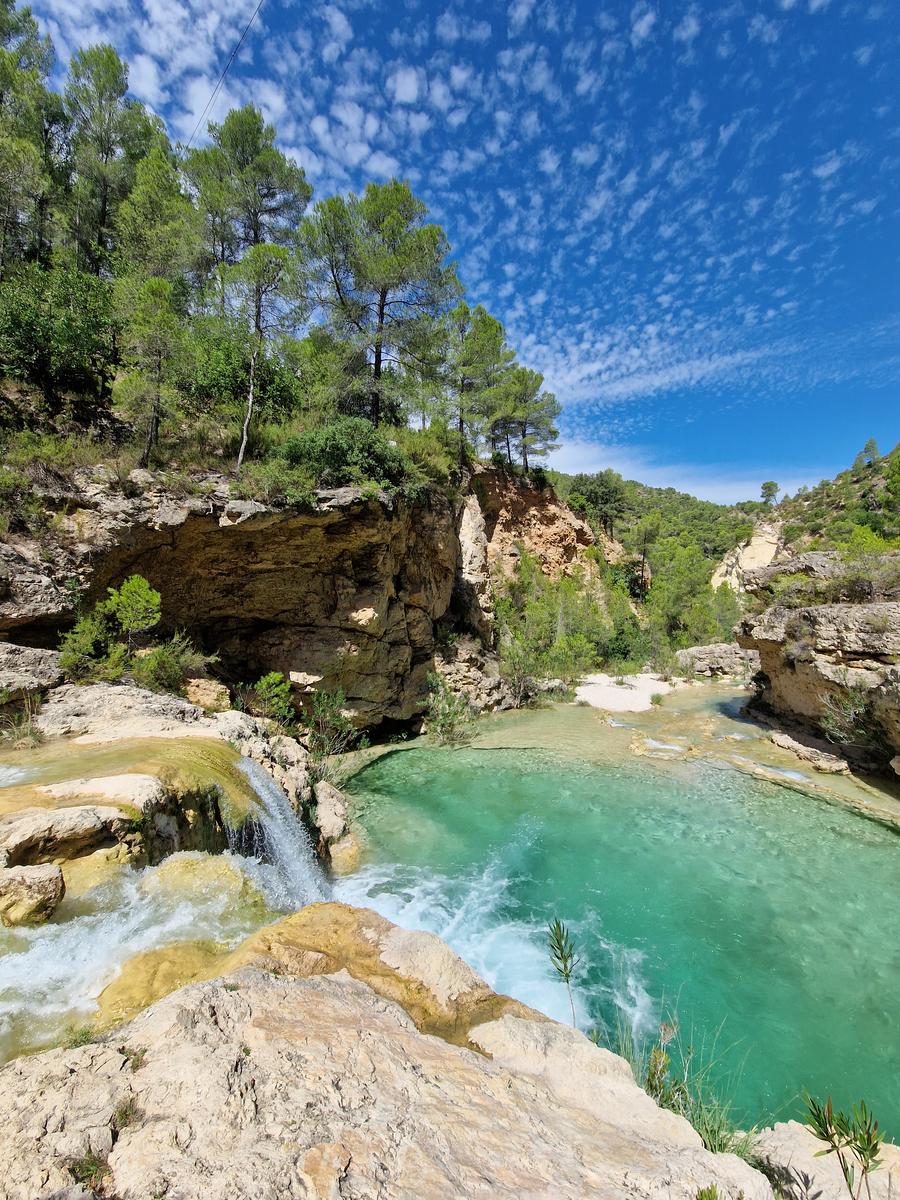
521;422;529;471
505;429;512;465
370;287;387;426
458;395;466;467
236;340;259;472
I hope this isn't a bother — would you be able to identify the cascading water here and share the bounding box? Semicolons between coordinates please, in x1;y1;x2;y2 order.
232;759;329;909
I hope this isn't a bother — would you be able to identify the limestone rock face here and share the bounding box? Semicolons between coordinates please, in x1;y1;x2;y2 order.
0;642;62;701
737;602;900;764
312;780;348;845
472;466;595;580
433;634;515;712
0;861;65;925
0;804;131;865
1;480;460;728
0;906;771;1200
676;642;760;677
712;521;783;593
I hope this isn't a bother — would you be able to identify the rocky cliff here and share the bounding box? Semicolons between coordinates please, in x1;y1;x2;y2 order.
737;554;900;773
0;467;593;728
712;520;783;593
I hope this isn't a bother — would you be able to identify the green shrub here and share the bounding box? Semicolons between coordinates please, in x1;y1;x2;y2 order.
804;1095;884;1199
250;671;295;727
232;459;316;507
301;687;366;783
650;692;664;706
58;612;127;682
0;265;116;415
425;673;476;746
67;1151;108;1190
131;632;212;694
103;575;161;649
281;417;411;489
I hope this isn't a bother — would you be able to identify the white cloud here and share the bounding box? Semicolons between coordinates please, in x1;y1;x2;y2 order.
538;147;560;173
630;6;656;48
812;151;842;180
386;65;420;104
367;149;400;178
508;0;535;35
673;12;701;44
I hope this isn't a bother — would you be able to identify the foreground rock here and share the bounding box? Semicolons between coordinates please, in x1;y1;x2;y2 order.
0;804;132;865
0;904;770;1200
754;1120;900;1200
676;642;760;677
0;861;64;925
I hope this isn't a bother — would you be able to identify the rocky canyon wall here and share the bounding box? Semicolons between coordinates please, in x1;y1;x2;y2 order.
0;466;594;728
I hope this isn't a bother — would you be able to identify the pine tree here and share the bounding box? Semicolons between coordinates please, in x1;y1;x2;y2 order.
300;178;459;425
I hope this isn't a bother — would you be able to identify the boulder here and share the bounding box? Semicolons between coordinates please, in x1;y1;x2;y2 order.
433;634;515;712
0;862;65;926
312;780;348;844
676;643;760;677
0;804;131;866
183;676;231;712
0;906;771;1200
0;642;63;702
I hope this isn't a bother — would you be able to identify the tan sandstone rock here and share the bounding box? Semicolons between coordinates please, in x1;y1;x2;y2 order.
0;862;65;925
676;642;760;677
0;804;131;865
0;920;771;1200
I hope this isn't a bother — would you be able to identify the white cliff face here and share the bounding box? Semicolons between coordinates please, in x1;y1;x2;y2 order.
712;521;783;593
0;905;773;1200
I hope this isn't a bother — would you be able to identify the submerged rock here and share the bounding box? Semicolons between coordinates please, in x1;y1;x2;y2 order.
0;904;771;1200
770;731;850;774
0;862;64;926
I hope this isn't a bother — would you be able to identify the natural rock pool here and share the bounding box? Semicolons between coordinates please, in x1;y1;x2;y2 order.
338;695;900;1136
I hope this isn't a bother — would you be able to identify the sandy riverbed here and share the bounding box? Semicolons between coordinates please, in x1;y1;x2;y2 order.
573;672;688;711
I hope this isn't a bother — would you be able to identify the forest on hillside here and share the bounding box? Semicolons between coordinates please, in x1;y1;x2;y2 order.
0;0;560;510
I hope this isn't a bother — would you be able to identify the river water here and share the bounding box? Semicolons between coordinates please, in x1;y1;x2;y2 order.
338;695;900;1135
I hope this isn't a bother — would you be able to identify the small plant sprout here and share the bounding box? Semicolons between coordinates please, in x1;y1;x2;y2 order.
547;917;580;1027
805;1095;884;1200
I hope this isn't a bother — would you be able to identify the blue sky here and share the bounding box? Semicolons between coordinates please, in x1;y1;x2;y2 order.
35;0;899;501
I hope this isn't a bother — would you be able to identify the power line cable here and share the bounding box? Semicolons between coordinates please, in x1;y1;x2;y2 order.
184;0;266;150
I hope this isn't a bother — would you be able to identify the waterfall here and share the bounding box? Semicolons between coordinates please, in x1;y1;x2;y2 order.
232;759;329;911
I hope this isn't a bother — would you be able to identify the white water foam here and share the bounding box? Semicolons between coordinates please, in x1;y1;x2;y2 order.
0;765;27;787
233;759;329;910
0;851;268;1055
334;852;654;1038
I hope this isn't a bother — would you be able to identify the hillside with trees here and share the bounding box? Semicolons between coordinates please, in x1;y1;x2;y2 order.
0;2;560;523
776;439;900;550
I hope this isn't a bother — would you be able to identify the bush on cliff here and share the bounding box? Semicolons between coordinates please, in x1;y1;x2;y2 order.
425;674;475;746
59;574;212;695
281;417;413;490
